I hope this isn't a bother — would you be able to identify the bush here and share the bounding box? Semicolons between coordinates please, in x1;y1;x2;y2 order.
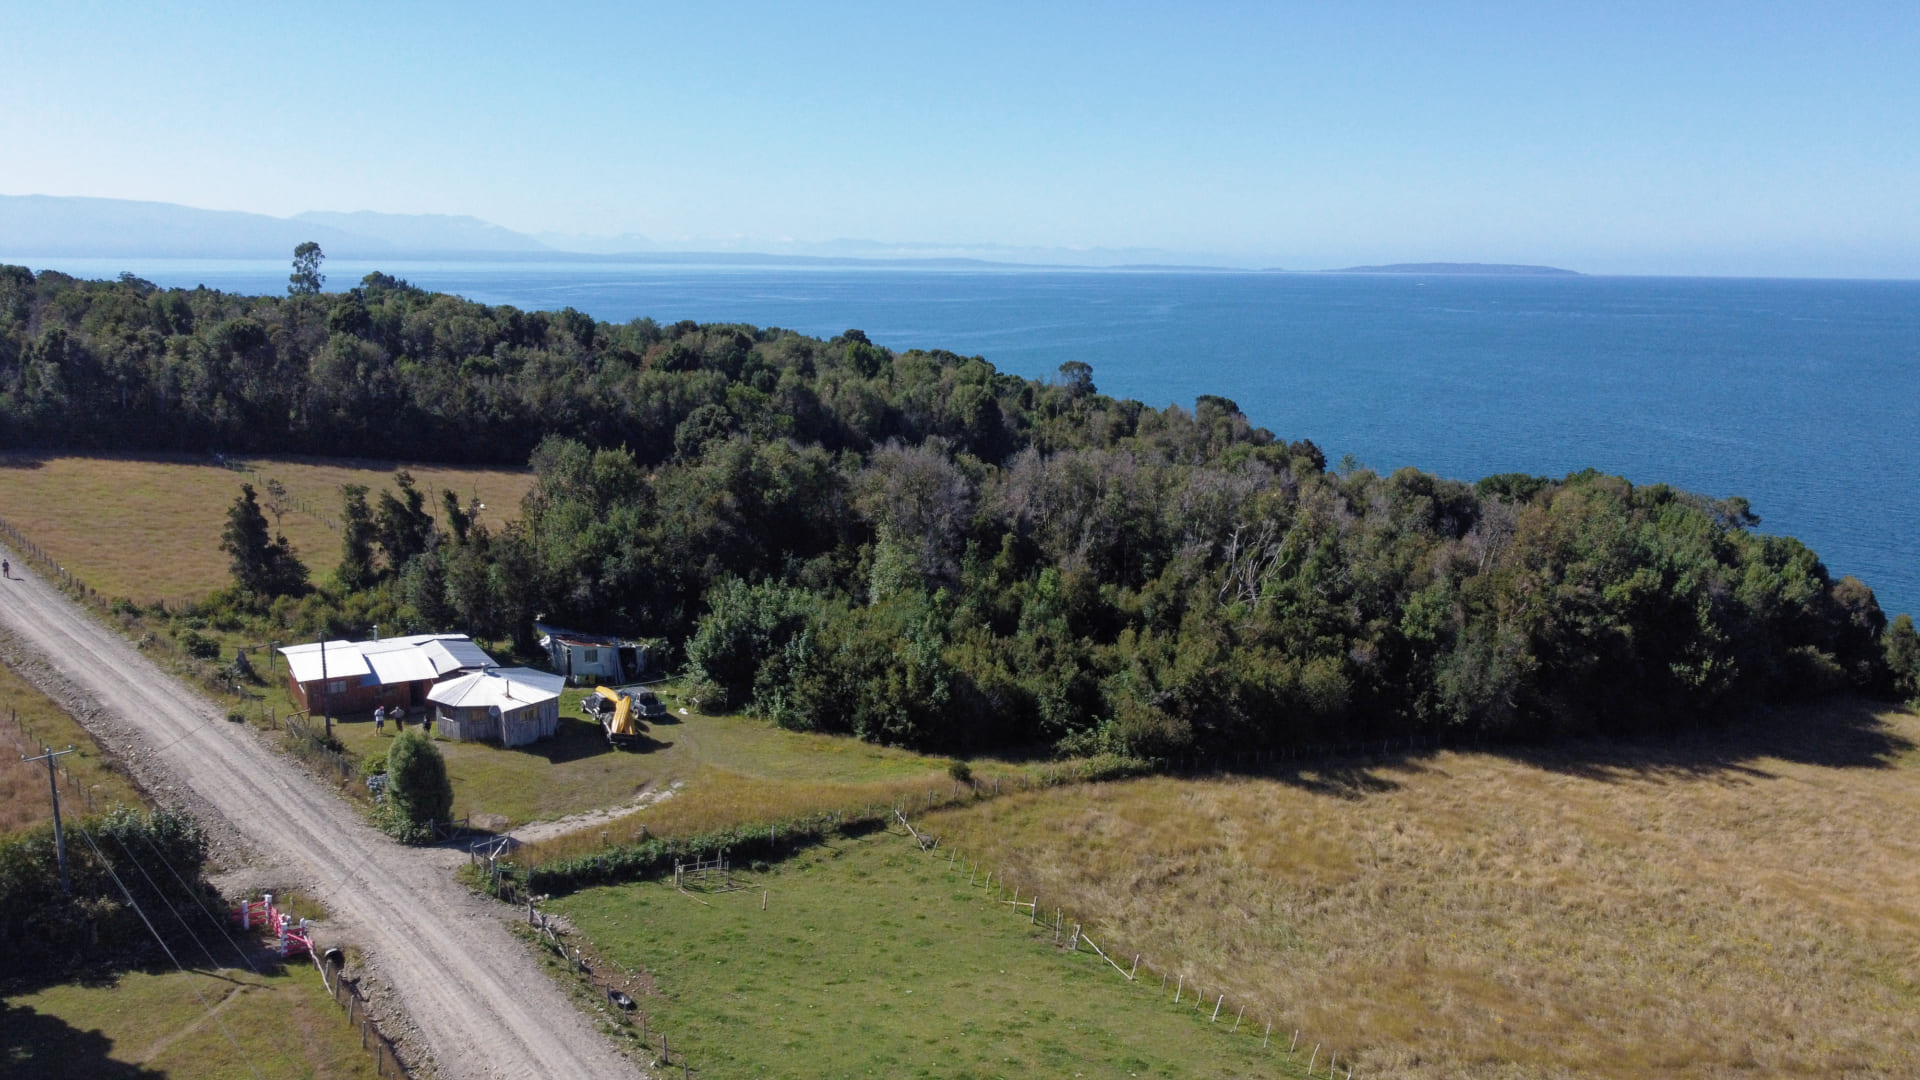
384;730;452;839
0;808;211;982
947;760;972;785
177;628;220;660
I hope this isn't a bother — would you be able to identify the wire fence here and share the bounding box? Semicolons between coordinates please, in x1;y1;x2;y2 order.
898;806;1361;1080
523;898;701;1078
311;942;413;1078
5;704;102;816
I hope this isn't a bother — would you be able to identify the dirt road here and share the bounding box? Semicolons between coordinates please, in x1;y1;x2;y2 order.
0;554;640;1080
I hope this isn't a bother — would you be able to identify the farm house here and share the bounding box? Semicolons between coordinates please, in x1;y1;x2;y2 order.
278;633;495;715
426;667;566;747
534;622;657;685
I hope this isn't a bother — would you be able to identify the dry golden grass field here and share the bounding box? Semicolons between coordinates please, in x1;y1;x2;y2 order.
0;453;532;602
921;699;1920;1080
0;659;144;834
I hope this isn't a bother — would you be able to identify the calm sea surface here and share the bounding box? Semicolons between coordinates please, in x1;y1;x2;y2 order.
14;257;1919;618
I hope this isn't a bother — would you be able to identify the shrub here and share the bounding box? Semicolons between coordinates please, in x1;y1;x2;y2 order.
385;730;452;839
177;628;220;660
947;760;973;785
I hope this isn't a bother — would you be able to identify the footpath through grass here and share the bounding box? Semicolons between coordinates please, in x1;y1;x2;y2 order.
548;830;1306;1080
4;964;379;1080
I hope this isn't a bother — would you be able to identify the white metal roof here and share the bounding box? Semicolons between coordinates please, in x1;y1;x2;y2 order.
279;634;496;687
426;667;565;711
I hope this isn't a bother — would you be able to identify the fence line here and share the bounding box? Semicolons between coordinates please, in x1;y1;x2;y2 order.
523;898;698;1076
311;944;413;1078
899;807;1361;1078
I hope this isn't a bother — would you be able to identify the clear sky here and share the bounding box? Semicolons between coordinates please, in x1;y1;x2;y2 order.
3;2;1917;276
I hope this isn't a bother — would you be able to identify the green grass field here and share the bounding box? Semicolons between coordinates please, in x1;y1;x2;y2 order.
327;683;956;828
3;965;379;1080
547;829;1309;1080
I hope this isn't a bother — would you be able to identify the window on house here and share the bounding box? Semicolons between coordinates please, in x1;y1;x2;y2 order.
327;680;348;695
582;648;599;663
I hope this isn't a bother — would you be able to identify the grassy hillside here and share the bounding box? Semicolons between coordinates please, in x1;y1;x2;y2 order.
0;453;531;602
915;698;1920;1078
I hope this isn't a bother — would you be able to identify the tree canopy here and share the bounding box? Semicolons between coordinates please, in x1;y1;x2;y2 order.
1;264;1908;759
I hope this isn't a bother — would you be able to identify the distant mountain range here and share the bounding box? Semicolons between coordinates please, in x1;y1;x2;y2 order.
0;195;556;260
1326;262;1580;276
0;194;1581;275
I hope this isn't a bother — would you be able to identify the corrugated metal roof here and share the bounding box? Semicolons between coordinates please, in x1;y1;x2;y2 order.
279;634;496;687
426;638;495;674
280;641;372;685
365;649;441;684
426;667;565;710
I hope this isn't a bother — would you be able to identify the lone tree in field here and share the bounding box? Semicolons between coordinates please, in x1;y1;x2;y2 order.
288;241;325;295
220;483;309;597
386;729;453;829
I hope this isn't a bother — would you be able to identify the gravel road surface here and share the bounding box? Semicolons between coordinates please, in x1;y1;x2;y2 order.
0;551;641;1080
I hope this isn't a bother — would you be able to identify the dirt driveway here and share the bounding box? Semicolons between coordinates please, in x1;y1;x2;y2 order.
0;552;640;1080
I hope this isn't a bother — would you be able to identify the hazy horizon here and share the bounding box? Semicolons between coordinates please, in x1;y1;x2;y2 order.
4;4;1918;278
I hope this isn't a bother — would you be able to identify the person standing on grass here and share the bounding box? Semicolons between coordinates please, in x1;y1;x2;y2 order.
375;705;386;734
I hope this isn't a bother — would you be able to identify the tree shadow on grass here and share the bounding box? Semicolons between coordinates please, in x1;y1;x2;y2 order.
0;1001;166;1080
1228;695;1912;799
1494;695;1914;784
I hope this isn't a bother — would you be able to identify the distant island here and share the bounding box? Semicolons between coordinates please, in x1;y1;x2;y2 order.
1326;262;1580;276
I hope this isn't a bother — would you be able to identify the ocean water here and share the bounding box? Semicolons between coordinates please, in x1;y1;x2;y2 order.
12;256;1919;618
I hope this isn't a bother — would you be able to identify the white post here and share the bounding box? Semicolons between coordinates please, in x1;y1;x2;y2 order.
1308;1045;1318;1074
1129;954;1139;980
1263;1021;1271;1047
1174;975;1183;1003
1211;994;1223;1022
1232;1005;1244;1032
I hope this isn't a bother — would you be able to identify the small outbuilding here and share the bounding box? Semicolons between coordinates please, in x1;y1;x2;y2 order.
426;667;566;747
534;622;657;685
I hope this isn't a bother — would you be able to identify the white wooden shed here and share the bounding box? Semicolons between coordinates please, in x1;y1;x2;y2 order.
426;667;565;747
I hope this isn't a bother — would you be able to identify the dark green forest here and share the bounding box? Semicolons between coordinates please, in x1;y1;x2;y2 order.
3;263;1914;758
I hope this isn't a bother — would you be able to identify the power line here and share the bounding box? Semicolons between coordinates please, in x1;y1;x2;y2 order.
131;828;262;975
107;827;224;971
72;822;269;1080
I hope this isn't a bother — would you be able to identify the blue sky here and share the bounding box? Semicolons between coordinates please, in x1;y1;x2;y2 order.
3;2;1917;276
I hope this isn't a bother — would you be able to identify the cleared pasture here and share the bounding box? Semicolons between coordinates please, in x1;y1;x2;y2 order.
548;831;1311;1080
917;698;1920;1079
0;658;143;835
0;453;531;601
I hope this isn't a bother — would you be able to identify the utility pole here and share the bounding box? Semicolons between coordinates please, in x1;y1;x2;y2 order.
23;744;76;894
319;635;332;739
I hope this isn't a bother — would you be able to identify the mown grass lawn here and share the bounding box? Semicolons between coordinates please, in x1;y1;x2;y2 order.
331;684;954;828
4;964;379;1080
549;830;1306;1080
